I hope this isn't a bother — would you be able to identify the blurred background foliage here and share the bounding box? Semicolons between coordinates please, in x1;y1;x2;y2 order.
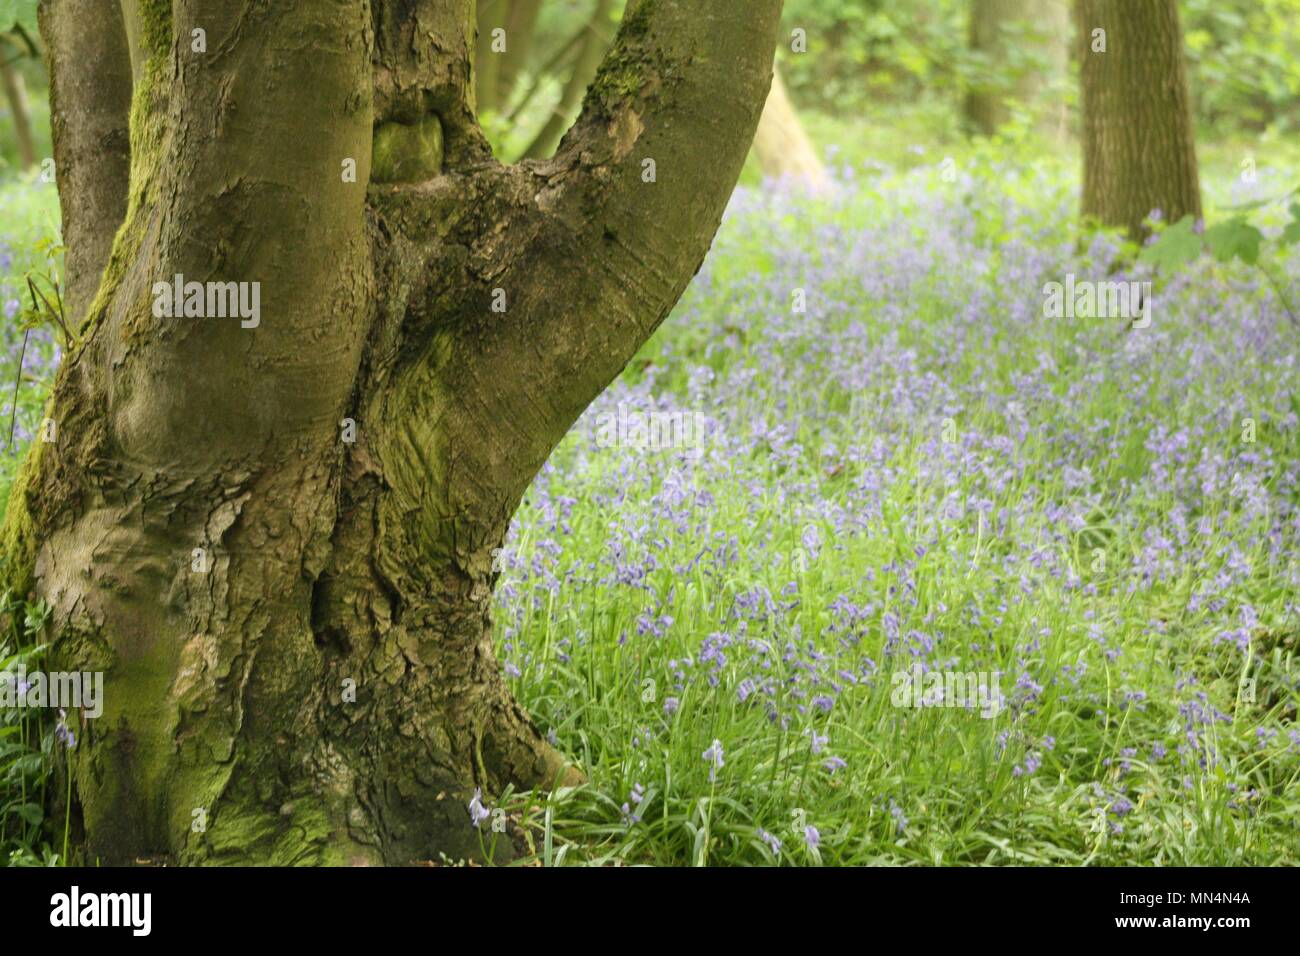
776;0;1300;130
2;0;1297;174
462;0;1300;175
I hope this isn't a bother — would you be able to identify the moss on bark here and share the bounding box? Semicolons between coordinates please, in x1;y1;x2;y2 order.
371;115;444;183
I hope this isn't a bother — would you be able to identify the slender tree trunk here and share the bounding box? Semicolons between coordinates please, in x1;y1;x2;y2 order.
521;0;612;160
1077;0;1201;238
963;0;1070;138
0;55;37;169
752;66;826;189
11;0;780;866
40;0;133;322
474;0;504;116
475;0;542;119
498;0;542;107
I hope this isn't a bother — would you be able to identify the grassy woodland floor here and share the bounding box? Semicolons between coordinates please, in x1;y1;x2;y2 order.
2;120;1299;865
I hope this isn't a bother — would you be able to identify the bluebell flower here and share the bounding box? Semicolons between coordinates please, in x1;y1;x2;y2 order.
468;788;491;828
55;709;76;750
702;739;724;781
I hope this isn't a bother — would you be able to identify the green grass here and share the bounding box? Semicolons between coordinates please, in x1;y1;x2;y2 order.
0;166;64;866
487;122;1300;866
0;169;61;518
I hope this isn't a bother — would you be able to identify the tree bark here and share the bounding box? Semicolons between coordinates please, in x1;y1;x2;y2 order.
1077;0;1201;239
963;0;1070;138
752;66;826;189
37;0;133;323
11;0;780;866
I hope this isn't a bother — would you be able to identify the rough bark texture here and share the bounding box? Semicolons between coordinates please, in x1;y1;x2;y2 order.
1077;0;1202;239
963;0;1069;138
752;66;826;189
10;0;780;866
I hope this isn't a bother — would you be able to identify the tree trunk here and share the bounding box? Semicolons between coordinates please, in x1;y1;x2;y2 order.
10;0;781;866
963;0;1070;138
0;54;37;169
475;0;543;119
752;66;826;189
497;0;543;111
40;0;133;323
1077;0;1202;239
521;0;612;160
474;0;503;116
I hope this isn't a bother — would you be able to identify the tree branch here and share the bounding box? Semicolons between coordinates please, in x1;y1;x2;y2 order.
440;0;783;521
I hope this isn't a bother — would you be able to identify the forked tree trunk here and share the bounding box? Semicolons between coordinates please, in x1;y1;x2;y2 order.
10;0;780;865
1077;0;1201;238
752;66;827;189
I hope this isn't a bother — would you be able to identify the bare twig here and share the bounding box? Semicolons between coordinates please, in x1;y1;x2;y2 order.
25;274;72;348
7;286;37;454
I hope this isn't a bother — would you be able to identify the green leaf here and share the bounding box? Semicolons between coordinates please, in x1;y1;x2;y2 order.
1138;215;1202;270
1280;204;1300;246
1203;218;1264;265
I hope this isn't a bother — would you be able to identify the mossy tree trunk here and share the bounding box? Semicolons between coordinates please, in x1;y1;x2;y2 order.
1077;0;1202;239
16;0;780;865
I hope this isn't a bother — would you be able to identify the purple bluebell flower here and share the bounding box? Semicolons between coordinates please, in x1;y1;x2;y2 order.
55;709;76;750
702;739;724;781
468;788;491;828
758;828;782;854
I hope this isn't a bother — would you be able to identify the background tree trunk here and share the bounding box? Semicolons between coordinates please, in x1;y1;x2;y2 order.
963;0;1070;138
0;54;37;169
1077;0;1202;238
493;0;540;108
752;66;827;189
521;0;612;160
12;0;780;866
474;2;503;116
